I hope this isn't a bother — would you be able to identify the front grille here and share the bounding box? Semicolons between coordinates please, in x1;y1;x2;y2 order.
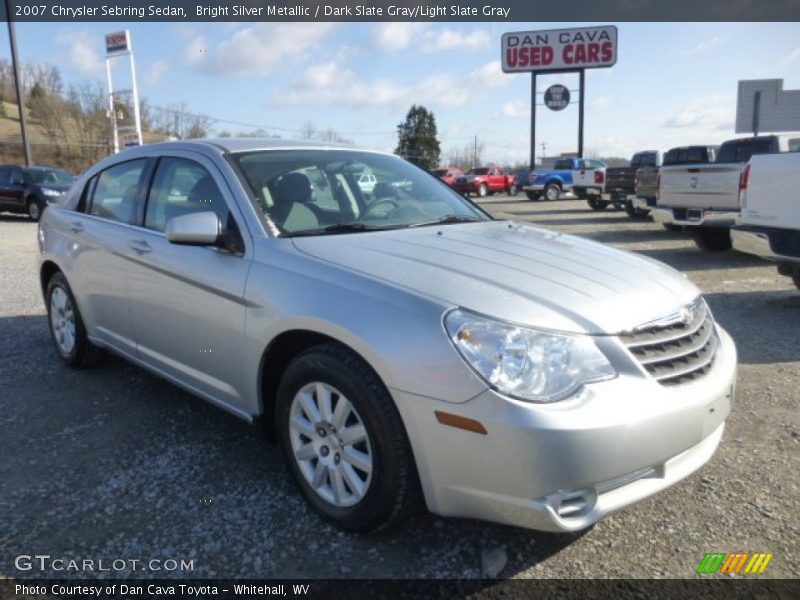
620;299;718;386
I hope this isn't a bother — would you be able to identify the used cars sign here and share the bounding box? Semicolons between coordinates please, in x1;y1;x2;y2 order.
501;26;617;72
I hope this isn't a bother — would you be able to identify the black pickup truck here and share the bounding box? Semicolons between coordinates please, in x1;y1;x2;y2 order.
589;151;660;214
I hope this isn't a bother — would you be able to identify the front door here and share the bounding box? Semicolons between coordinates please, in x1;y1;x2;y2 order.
124;153;252;414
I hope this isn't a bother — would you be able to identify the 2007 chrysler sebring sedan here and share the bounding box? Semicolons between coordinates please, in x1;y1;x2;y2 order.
38;140;736;532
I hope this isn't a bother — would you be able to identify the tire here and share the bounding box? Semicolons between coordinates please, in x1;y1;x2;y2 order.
276;343;421;533
792;273;800;290
693;228;732;252
624;201;649;219
27;198;43;222
508;185;518;196
477;183;488;198
46;271;102;368
543;183;561;202
587;197;609;211
525;191;540;201
662;223;682;232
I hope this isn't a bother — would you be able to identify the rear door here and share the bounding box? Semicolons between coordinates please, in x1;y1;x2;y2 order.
64;158;151;355
7;168;28;211
124;151;252;413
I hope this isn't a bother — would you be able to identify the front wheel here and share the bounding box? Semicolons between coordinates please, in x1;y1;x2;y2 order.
543;183;561;202
508;184;518;196
27;198;43;222
525;190;540;201
46;272;102;367
587;197;609;211
477;183;488;198
693;228;732;252
277;343;421;533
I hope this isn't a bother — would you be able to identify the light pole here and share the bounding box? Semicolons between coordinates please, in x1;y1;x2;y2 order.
5;0;32;165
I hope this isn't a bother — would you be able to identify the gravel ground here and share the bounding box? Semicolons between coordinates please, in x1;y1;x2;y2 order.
1;198;798;580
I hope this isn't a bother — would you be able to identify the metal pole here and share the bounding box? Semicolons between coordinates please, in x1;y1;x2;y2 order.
5;1;32;166
578;69;585;158
530;72;537;169
752;91;761;136
105;58;119;153
128;49;143;145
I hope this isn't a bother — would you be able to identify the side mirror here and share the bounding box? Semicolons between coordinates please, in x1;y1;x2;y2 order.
165;211;221;246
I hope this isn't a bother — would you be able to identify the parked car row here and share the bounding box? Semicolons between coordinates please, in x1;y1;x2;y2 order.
0;164;75;221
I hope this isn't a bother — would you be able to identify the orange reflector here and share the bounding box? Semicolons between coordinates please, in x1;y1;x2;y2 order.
434;410;487;435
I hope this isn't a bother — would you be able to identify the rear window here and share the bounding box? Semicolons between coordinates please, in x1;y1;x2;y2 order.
632;153;657;168
716;138;775;163
468;168;489;175
553;159;574;170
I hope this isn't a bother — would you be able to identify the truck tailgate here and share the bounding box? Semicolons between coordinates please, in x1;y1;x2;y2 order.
659;164;742;210
743;153;800;230
605;167;636;193
636;167;658;198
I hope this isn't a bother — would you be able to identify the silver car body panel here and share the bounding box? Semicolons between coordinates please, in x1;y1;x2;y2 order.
39;139;737;531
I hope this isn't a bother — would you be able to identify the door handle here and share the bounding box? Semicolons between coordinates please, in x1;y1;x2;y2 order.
129;240;152;255
69;221;84;233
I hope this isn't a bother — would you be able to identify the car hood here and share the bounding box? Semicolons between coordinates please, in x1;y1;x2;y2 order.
291;221;700;334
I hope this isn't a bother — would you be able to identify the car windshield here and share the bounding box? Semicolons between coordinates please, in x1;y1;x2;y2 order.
25;168;73;184
233;149;488;235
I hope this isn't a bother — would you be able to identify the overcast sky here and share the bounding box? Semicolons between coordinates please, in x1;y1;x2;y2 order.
2;21;799;163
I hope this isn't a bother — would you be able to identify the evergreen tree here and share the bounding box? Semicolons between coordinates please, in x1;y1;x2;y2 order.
394;105;441;170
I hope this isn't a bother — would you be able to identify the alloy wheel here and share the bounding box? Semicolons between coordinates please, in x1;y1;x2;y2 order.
50;286;76;355
288;381;373;507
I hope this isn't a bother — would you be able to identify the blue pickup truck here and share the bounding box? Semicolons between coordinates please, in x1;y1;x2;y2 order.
516;157;581;201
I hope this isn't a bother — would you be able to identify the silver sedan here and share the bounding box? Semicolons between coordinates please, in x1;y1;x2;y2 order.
38;139;736;532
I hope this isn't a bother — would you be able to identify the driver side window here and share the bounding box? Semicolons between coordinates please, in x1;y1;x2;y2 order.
144;158;231;233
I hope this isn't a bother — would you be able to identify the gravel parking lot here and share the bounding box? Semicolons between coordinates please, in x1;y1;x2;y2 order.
1;197;798;580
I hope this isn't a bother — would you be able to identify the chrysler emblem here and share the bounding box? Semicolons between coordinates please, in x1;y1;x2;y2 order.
681;304;696;323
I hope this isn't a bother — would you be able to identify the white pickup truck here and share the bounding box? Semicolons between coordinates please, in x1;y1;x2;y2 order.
731;151;800;289
652;135;800;251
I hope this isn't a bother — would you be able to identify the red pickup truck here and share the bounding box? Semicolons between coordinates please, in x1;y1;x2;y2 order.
432;167;464;187
451;167;517;197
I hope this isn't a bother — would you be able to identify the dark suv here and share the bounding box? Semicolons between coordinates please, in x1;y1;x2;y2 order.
0;165;75;221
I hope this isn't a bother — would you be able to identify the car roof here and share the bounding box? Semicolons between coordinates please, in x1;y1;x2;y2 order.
138;138;374;154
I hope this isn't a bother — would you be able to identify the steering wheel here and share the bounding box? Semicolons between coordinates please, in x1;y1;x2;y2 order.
362;198;399;219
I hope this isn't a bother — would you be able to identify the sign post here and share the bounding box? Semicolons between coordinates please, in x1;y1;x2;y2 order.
501;25;617;169
104;30;143;153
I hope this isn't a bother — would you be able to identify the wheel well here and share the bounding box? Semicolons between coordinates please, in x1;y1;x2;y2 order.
258;330;369;442
546;180;563;189
40;261;61;296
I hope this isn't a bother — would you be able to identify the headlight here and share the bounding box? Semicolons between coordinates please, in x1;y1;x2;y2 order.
41;188;64;197
444;309;617;403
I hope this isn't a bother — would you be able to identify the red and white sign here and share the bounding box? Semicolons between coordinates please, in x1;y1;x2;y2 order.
501;26;617;73
105;30;131;56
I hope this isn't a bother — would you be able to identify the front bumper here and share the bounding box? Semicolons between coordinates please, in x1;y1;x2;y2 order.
652;207;739;228
393;326;736;532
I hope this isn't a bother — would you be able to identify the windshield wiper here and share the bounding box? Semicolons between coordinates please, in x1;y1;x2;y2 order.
407;215;484;228
284;222;398;237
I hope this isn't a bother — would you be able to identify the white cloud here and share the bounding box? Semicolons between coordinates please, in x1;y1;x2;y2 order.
682;36;724;55
277;62;468;109
186;23;337;76
422;29;490;53
662;93;735;131
467;61;510;88
55;30;104;76
782;48;800;66
145;60;169;86
501;101;530;118
372;24;489;54
590;96;612;110
372;23;426;52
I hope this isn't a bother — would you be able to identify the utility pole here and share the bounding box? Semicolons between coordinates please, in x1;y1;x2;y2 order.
5;0;32;166
473;134;478;168
540;141;547;160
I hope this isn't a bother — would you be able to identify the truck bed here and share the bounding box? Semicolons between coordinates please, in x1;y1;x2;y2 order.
742;153;800;231
658;164;743;211
604;167;637;195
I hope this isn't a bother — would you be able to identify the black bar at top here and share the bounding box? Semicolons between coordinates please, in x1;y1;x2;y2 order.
2;0;799;22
